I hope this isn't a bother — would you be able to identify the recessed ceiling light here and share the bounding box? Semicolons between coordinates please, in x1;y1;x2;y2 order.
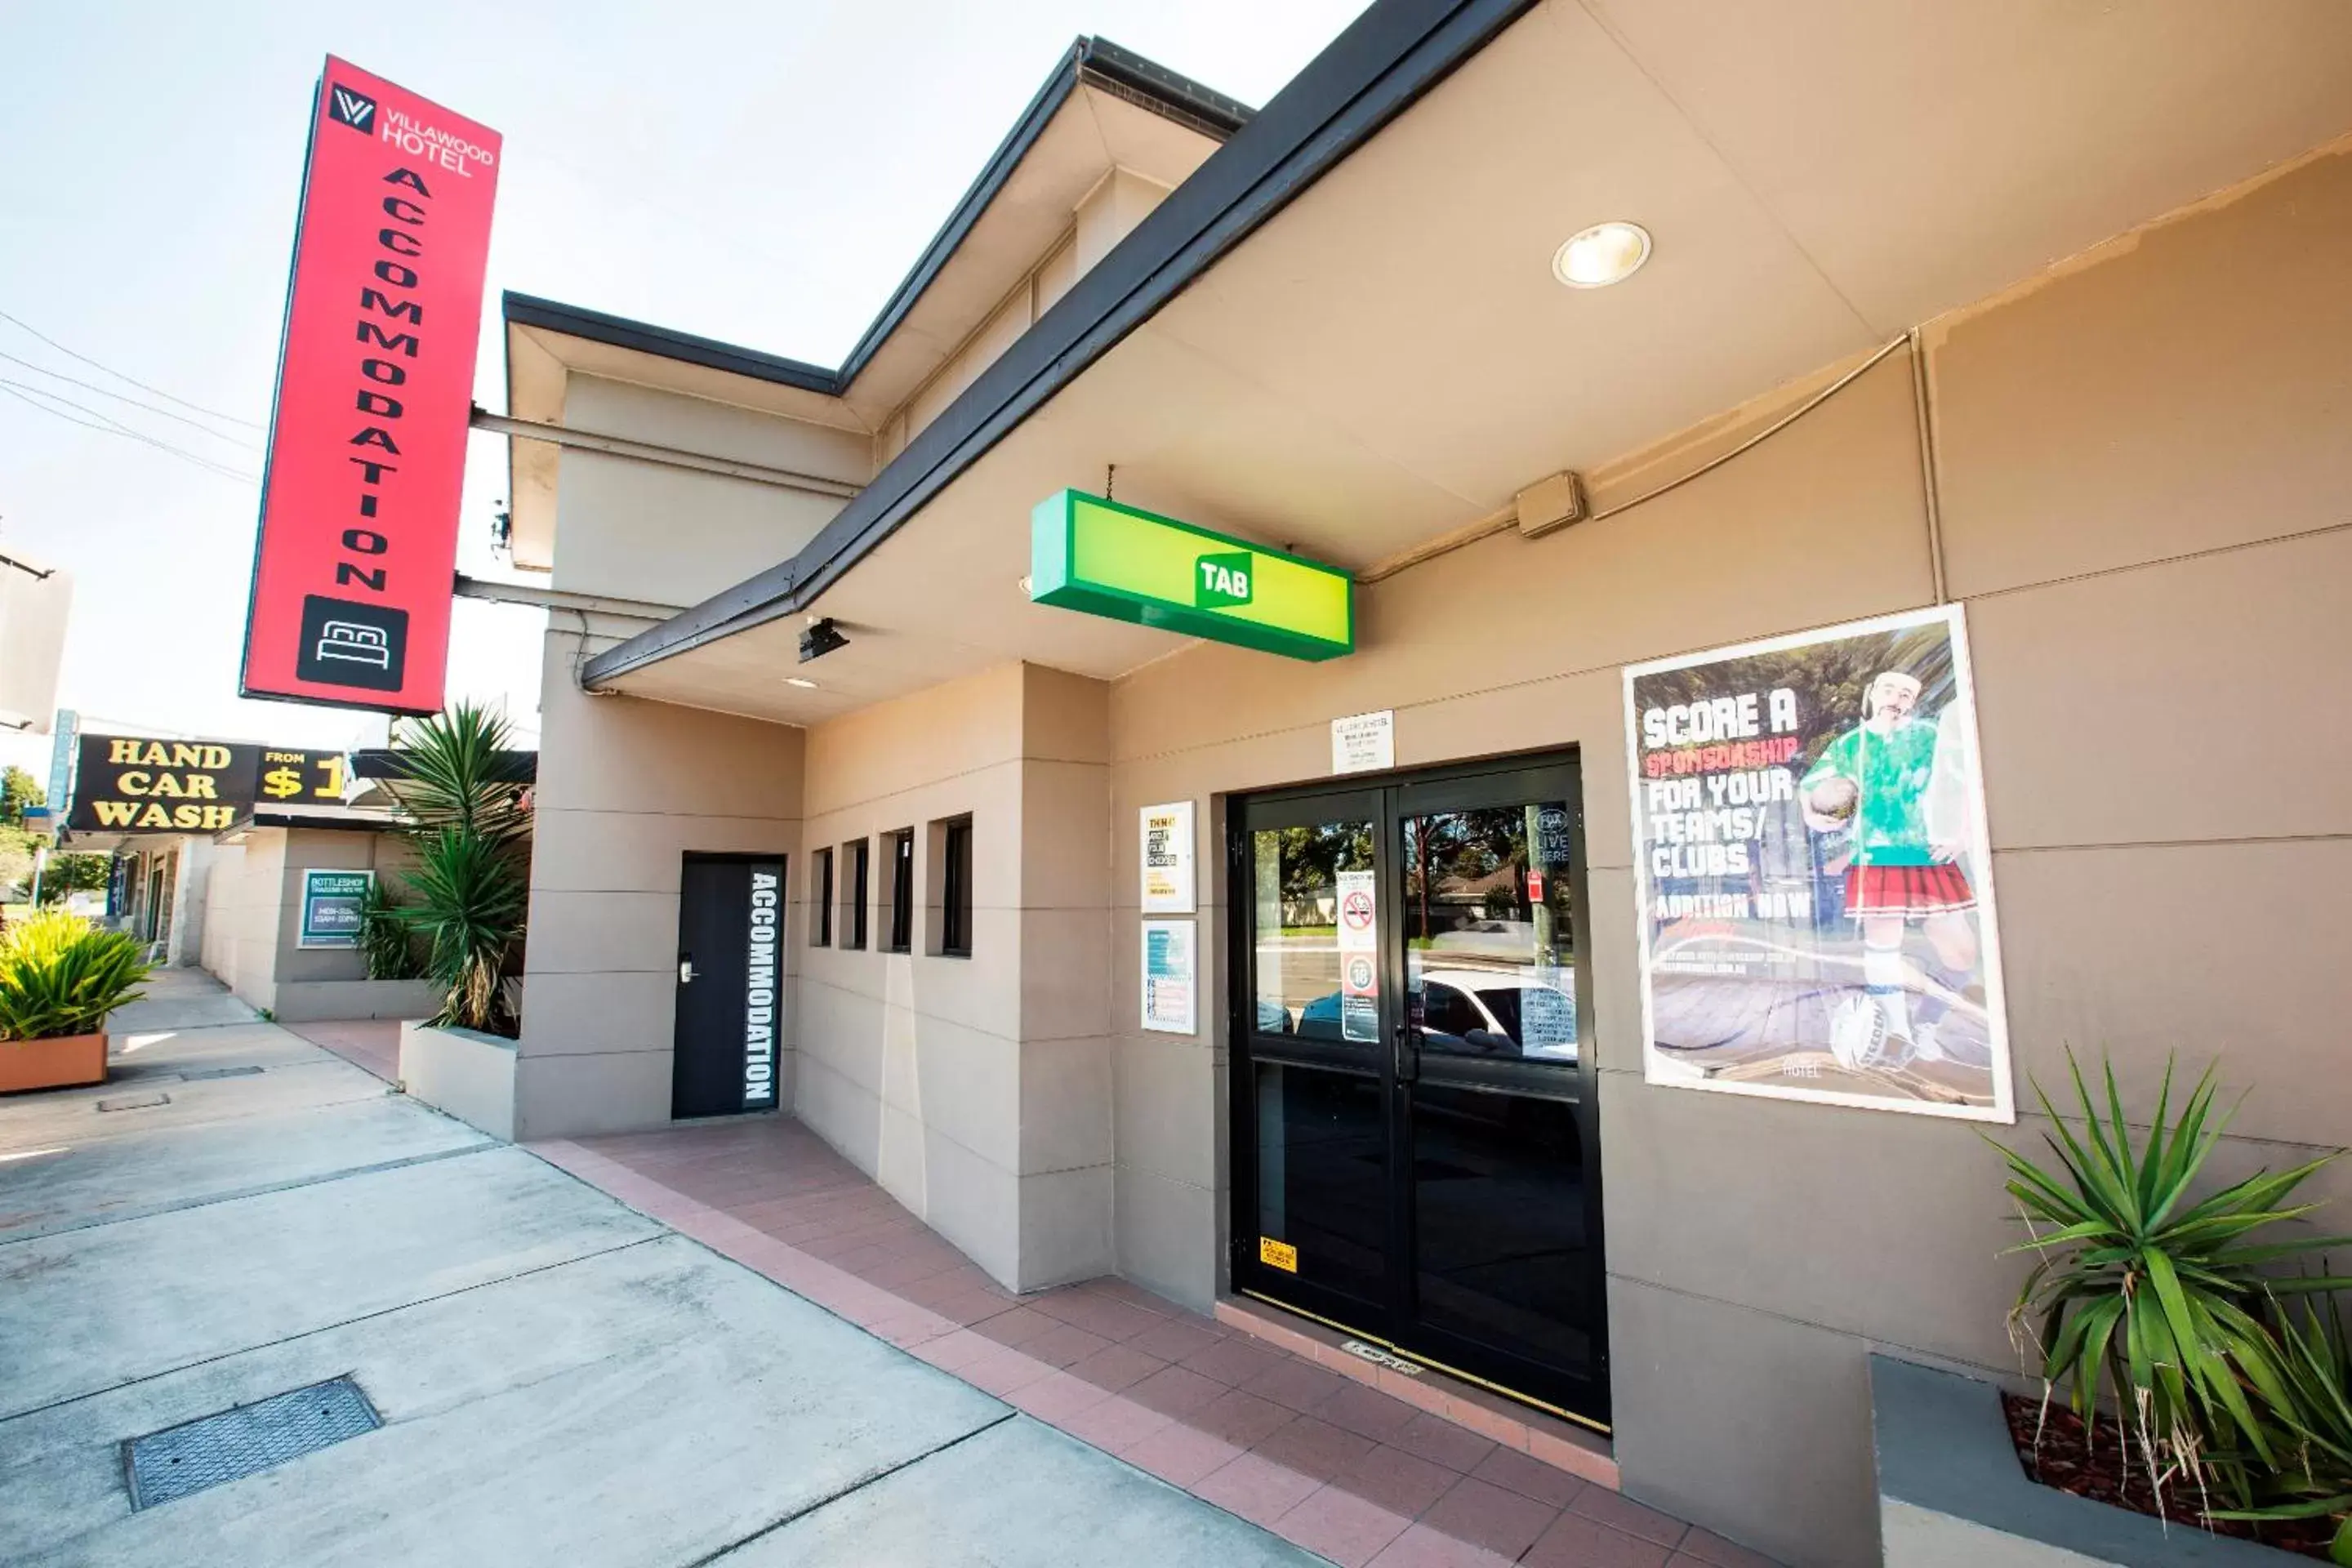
1552;221;1651;288
785;677;817;689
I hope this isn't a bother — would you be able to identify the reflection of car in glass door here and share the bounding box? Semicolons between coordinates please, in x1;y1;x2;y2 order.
1414;967;1575;1061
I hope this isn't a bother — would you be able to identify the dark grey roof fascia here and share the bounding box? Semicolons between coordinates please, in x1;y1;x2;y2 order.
503;294;838;394
504;37;1248;405
238;810;399;834
349;748;538;784
830;36;1250;390
581;0;1537;688
1079;37;1253;135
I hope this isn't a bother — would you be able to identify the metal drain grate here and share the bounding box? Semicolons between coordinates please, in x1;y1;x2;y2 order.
95;1093;171;1113
126;1376;381;1509
176;1066;265;1081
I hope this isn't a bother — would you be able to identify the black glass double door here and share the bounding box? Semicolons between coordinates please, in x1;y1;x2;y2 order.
1231;754;1607;1428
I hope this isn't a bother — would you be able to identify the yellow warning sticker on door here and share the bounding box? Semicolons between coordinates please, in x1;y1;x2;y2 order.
1258;1236;1298;1272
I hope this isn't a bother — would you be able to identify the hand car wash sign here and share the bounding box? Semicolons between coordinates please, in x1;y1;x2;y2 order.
65;734;346;833
241;58;500;715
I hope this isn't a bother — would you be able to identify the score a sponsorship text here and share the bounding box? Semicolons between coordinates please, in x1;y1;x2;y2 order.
1637;689;1806;923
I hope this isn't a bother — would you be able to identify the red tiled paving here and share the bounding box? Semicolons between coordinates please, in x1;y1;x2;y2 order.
283;1018;401;1082
532;1115;1771;1568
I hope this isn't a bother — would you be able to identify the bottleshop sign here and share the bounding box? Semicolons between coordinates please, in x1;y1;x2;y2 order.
299;869;374;948
67;735;348;833
240;56;501;715
1028;491;1352;661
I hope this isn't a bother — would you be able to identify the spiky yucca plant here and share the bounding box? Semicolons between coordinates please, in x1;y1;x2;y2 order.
1994;1054;2350;1511
355;878;423;982
386;703;529;1035
2215;1294;2352;1564
387;702;529;848
0;909;151;1040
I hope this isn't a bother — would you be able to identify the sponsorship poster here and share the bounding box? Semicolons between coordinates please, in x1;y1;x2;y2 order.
241;57;501;714
1141;919;1196;1035
1623;606;2013;1120
1139;800;1195;914
299;869;374;948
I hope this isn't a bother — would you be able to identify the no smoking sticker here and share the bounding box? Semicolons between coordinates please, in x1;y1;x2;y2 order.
1334;869;1378;1040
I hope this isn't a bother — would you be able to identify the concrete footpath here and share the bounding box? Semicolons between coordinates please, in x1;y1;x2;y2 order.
0;972;1319;1566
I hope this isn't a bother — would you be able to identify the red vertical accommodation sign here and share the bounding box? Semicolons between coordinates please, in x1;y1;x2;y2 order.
241;57;500;714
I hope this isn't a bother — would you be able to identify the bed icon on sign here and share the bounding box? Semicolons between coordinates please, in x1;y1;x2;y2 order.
296;595;409;692
317;622;391;669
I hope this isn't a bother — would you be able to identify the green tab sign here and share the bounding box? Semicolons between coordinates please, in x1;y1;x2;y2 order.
1028;491;1352;661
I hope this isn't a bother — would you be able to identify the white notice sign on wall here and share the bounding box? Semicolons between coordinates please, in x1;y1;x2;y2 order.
1139;800;1195;914
1330;710;1394;774
1141;919;1197;1035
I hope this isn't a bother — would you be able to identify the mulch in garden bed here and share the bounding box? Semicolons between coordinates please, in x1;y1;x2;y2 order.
2003;1392;2337;1561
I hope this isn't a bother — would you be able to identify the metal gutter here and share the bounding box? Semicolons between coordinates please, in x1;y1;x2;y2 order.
470;407;862;499
451;572;684;623
581;0;1539;688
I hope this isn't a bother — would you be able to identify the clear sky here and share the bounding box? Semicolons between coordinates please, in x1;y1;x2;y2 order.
0;0;1369;783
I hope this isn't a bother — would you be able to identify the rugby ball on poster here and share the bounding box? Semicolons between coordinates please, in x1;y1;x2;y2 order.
1808;776;1859;822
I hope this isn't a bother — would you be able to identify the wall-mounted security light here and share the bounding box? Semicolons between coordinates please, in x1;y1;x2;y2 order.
798;618;849;663
1552;221;1651;288
784;676;818;689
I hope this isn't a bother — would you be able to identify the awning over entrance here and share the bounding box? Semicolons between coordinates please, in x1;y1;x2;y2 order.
573;0;2352;727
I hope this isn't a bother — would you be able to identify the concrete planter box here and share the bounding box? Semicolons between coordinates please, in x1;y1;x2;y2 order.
273;978;444;1023
1872;1354;2296;1566
0;1031;107;1094
399;1021;517;1142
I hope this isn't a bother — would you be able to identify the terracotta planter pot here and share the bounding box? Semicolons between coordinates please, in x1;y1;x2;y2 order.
0;1031;108;1094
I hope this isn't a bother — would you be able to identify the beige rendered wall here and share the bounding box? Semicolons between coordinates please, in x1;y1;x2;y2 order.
167;835;214;967
196;842;238;979
198;826;417;1011
199;831;284;1011
1102;145;2352;1568
548;374;866;609
516;614;804;1139
880;166;1176;466
794;662;1114;1292
270;829;412;988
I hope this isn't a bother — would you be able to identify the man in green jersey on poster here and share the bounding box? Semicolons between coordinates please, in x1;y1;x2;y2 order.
1800;670;1980;1068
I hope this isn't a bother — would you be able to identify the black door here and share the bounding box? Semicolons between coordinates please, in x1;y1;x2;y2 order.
1230;754;1608;1429
673;853;786;1120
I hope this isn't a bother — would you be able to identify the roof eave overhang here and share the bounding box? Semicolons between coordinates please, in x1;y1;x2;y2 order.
581;0;1537;689
498;34;1250;412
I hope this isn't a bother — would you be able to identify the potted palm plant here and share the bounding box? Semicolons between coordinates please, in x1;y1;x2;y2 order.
388;702;531;1036
1872;1054;2352;1565
386;704;531;1140
0;908;153;1093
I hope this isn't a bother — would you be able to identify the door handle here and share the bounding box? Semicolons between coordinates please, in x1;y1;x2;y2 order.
1392;1021;1419;1084
679;958;697;985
